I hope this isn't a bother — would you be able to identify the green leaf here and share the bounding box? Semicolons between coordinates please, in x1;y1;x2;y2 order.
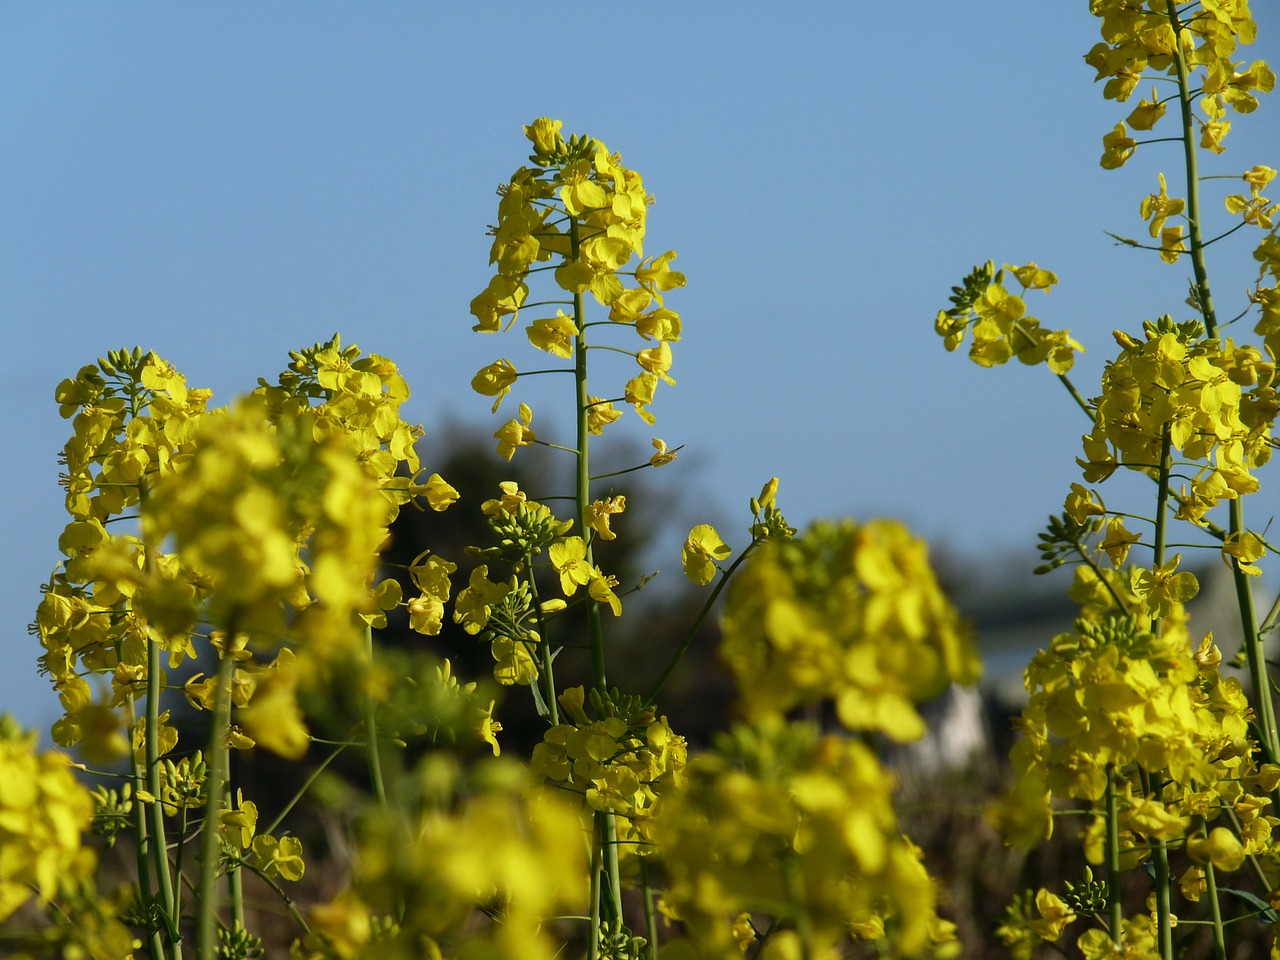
1217;887;1278;924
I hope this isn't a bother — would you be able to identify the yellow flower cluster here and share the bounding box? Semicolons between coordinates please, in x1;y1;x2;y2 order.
469;117;686;436
996;888;1078;960
141;397;382;659
655;719;955;959
38;337;459;767
1000;887;1166;960
991;569;1280;906
1253;214;1280;363
1014;610;1251;798
38;350;213;760
454;564;543;686
265;334;460;635
0;717;95;922
934;261;1083;374
1086;0;1271;167
293;760;586;960
531;686;686;859
1077;322;1276;525
719;519;980;742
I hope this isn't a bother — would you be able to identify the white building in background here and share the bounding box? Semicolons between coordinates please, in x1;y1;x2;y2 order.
887;683;992;783
888;561;1276;780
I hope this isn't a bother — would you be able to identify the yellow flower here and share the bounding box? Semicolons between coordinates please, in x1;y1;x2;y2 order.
1159;225;1186;263
470;358;518;412
238;651;310;760
721;519;979;741
1222;530;1265;576
1140;174;1185;238
1100;517;1142;566
1008;262;1058;291
636;307;682;342
974;282;1025;331
1126;87;1167;130
1101;122;1137;169
655;721;938;958
635;250;686;300
549;537;594;596
494;402;536;461
559;158;609;216
526;311;577;357
637;340;676;385
650;437;680;466
1130;555;1199;619
1179;866;1206;901
480;480;527;517
478;700;502;756
0;720;96;921
452;565;509;634
1243;164;1277;198
408;593;446;635
1200;119;1231;154
469;275;527;332
625;372;659;424
584;495;626;541
589;575;623;616
730;913;757;951
524;116;565;158
222;790;258;849
586;396;623;434
423;473;459;511
682;524;731;586
1064;483;1106;525
986;773;1053;848
1078;917;1160;960
252;833;306;882
934;310;968;351
1187;827;1246;872
491;634;539;686
1026;889;1076;941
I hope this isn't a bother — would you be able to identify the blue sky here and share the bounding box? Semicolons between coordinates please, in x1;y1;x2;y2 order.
3;3;1278;732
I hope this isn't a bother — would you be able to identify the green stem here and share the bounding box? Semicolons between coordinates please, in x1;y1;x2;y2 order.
1203;858;1227;960
640;858;658;960
525;548;560;726
263;743;349;837
1166;0;1280;766
1055;373;1094;417
602;811;623;927
782;853;814;960
128;701;168;959
1150;430;1174;960
1165;1;1215;329
1151;809;1173;960
1106;768;1123;943
588;820;602;960
173;807;187;924
644;542;760;706
144;591;181;953
1224;804;1275;892
363;625;388;808
1153;430;1172;564
197;645;236;960
229;855;311;934
569;222;607;696
1259;590;1280;645
568;215;625;938
133;413;181;955
591;461;661;481
1232;501;1280;762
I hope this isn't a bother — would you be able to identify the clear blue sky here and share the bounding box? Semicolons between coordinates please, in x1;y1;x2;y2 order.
3;3;1278;732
